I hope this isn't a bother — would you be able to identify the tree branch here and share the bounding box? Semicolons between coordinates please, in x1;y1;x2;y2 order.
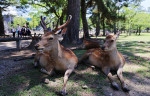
35;3;49;10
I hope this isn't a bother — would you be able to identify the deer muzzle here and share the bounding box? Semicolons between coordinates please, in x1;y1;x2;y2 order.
34;44;44;50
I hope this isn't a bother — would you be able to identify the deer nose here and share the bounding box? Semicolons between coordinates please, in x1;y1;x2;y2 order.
34;44;39;50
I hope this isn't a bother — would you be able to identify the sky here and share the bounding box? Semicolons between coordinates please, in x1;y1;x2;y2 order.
141;0;150;10
2;0;150;17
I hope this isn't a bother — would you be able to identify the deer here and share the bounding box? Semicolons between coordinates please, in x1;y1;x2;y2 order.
79;32;130;92
34;15;78;96
82;38;101;49
78;34;101;50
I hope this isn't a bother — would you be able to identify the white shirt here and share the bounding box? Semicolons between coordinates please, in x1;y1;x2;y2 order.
12;28;16;32
17;26;21;31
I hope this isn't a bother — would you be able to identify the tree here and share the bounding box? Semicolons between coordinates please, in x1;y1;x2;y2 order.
81;0;92;39
33;0;68;25
0;7;4;35
0;0;17;35
62;0;80;44
121;5;150;35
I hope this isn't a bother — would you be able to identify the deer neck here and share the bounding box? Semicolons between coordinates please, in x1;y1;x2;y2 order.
106;47;118;58
51;41;63;58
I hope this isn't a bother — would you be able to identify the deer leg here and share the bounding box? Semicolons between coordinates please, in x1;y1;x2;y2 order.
34;61;39;67
117;67;130;92
40;68;54;76
102;67;119;90
34;54;40;68
60;69;73;96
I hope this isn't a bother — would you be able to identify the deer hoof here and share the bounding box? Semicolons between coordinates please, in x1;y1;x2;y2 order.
111;82;119;90
59;91;67;96
122;87;130;92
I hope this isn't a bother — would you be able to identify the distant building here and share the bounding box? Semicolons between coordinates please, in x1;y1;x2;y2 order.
2;6;17;34
3;15;15;34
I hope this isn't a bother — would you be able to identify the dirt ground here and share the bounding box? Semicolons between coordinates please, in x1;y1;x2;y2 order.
0;49;34;80
0;40;32;51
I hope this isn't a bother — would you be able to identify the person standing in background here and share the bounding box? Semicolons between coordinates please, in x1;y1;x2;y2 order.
21;26;26;37
12;26;16;38
26;27;31;36
16;24;21;37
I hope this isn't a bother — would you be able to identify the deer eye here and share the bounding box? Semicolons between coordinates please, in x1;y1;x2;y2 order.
49;37;53;40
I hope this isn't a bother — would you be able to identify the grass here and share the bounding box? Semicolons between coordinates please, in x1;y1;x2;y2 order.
0;32;150;96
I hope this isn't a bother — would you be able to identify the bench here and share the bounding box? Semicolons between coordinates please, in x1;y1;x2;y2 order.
0;35;10;38
0;37;32;49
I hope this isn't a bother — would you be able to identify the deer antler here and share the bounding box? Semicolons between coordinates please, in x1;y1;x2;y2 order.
52;15;72;34
40;16;48;34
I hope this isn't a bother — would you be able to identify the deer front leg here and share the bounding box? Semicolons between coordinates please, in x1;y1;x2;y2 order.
34;61;39;68
34;54;40;68
40;68;54;76
60;69;73;96
117;67;130;92
102;67;119;90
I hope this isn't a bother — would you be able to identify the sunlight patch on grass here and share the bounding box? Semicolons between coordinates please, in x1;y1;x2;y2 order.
124;64;148;72
134;53;150;58
118;33;150;42
124;63;150;79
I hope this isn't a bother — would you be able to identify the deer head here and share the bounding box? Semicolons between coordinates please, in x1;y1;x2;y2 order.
35;15;72;51
102;32;120;51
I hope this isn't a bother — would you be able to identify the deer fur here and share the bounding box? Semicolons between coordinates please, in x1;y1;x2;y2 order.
34;15;78;96
79;32;130;92
82;39;101;49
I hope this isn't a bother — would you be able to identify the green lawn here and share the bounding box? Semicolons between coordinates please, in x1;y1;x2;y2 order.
0;33;150;96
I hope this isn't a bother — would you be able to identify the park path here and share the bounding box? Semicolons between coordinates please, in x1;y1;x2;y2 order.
0;40;32;51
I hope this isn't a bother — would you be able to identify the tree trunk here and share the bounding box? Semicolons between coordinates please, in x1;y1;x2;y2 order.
129;24;131;36
139;26;141;35
60;8;66;25
0;7;5;35
60;15;64;25
62;0;80;44
95;13;100;37
102;18;105;36
114;23;117;34
136;26;138;35
81;0;89;38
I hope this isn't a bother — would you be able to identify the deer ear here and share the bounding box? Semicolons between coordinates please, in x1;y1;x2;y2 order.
61;27;67;35
116;32;120;39
106;31;110;36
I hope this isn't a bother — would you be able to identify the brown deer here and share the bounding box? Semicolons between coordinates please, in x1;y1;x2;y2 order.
82;38;101;49
34;15;78;96
79;32;130;92
78;35;101;50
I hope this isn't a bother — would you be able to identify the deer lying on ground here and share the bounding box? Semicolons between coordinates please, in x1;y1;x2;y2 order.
79;32;129;92
34;15;78;96
78;35;101;50
82;38;101;49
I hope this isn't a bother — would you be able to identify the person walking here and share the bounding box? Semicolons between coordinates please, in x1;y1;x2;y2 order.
16;24;21;37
